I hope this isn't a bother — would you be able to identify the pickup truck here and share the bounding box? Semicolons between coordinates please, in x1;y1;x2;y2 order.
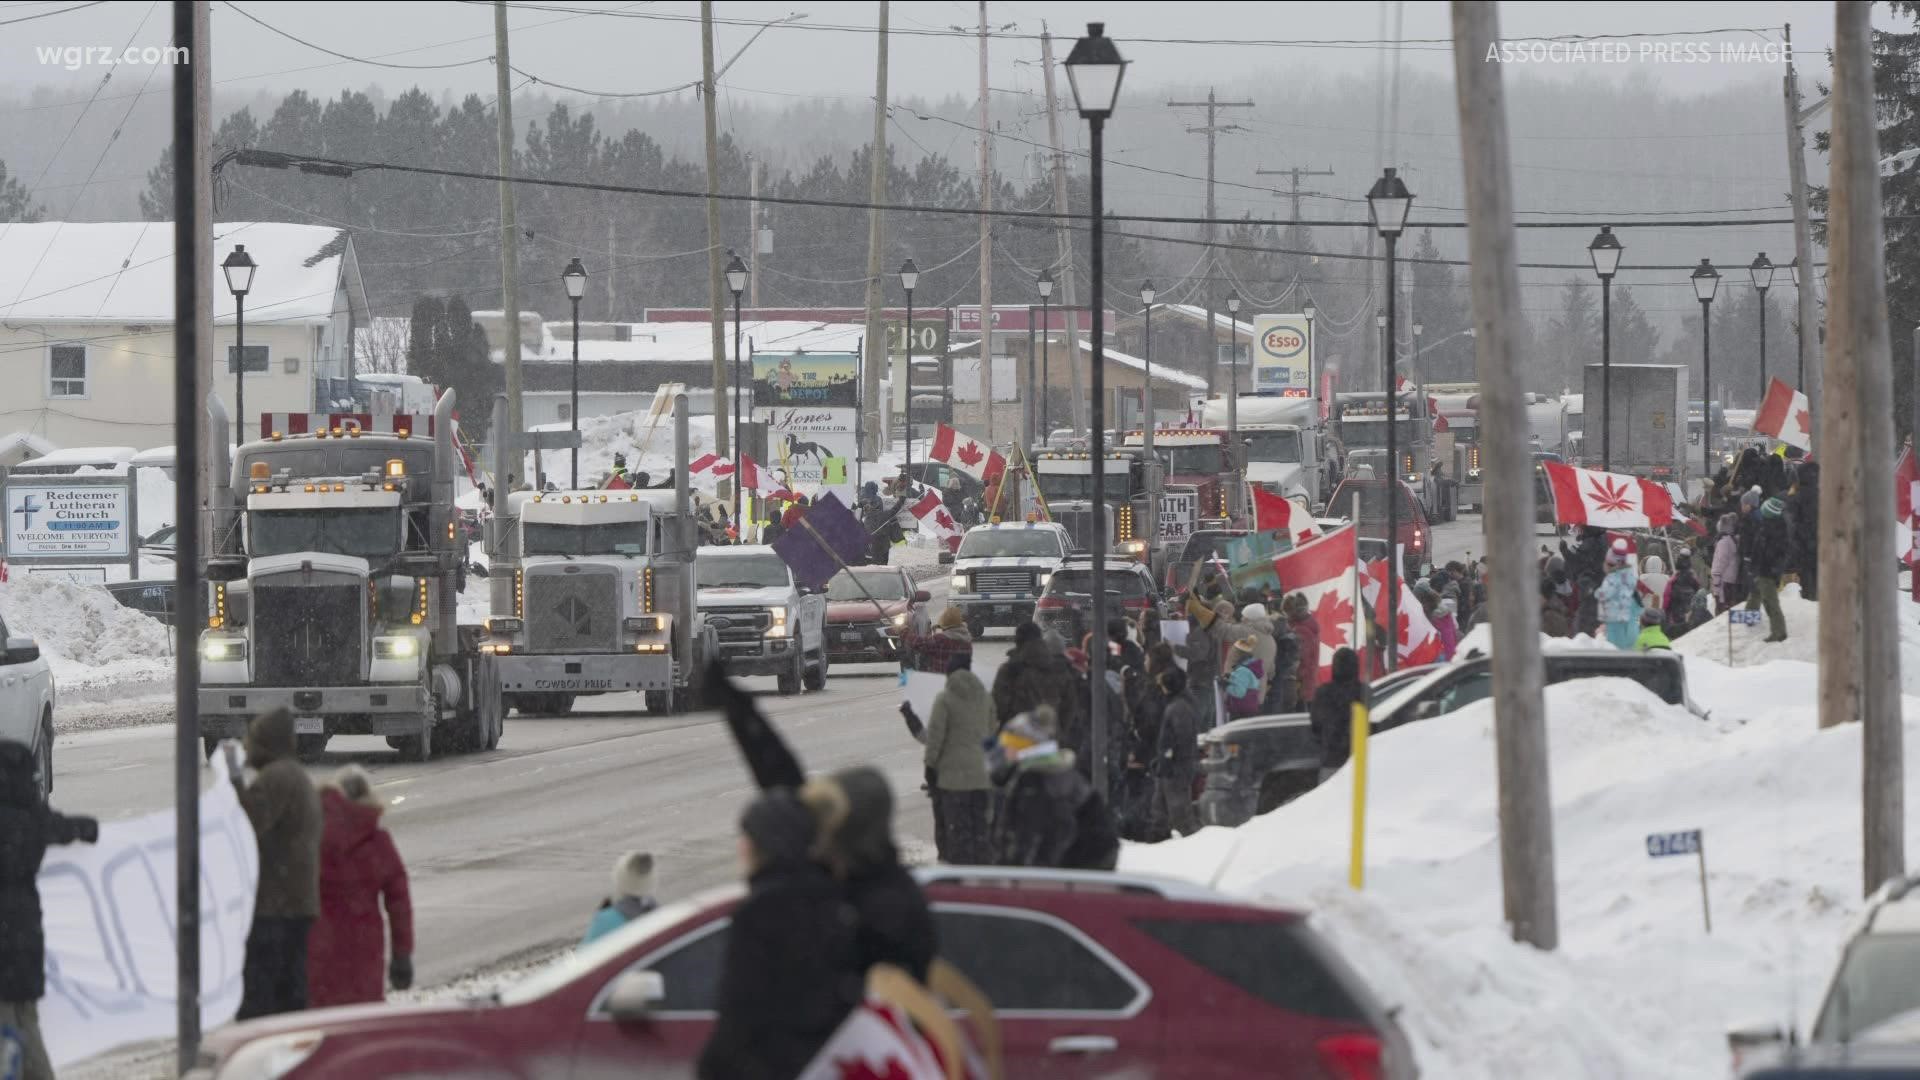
695;546;828;695
1198;649;1702;827
946;522;1073;637
0;614;56;799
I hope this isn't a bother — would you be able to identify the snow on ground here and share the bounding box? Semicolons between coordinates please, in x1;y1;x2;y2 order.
1673;582;1920;694
1124;641;1920;1078
0;574;174;699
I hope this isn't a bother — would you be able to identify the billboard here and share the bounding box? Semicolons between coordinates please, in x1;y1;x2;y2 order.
753;406;858;501
5;478;133;559
751;352;860;408
1252;314;1313;396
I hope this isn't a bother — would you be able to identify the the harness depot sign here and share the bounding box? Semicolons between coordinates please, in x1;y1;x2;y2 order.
5;478;133;559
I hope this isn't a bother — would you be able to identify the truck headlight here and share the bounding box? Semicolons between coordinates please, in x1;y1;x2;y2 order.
624;615;664;633
950;574;968;593
216;1030;324;1080
764;608;790;638
201;637;247;662
486;617;523;635
890;612;909;628
373;636;419;660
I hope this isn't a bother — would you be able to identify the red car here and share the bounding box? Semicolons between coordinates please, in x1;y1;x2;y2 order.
190;868;1415;1080
824;566;931;666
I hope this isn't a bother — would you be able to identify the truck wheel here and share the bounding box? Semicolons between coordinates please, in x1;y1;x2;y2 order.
295;734;331;761
802;649;827;692
552;693;576;715
967;618;986;639
672;682;704;713
644;690;671;713
777;649;803;696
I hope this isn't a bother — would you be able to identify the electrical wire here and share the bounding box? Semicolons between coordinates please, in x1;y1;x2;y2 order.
221;2;493;70
0;0;103;26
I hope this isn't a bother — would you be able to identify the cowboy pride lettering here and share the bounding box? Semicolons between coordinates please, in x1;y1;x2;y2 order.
5;482;133;557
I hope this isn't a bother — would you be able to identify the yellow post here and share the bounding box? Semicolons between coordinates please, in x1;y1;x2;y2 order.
1348;698;1371;890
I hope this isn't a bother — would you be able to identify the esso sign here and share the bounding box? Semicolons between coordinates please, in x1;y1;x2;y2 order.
1262;328;1306;358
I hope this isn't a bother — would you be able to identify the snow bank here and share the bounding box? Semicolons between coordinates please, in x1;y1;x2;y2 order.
1672;583;1920;695
0;576;173;697
1123;666;1920;1078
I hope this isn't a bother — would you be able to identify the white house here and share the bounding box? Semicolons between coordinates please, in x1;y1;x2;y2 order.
0;221;370;449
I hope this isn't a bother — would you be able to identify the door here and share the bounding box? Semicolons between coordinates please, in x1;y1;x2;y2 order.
569;918;729;1078
932;904;1161;1078
0;616;35;747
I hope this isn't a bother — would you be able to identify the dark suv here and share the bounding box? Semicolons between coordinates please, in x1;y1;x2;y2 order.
1035;556;1159;645
1198;649;1702;827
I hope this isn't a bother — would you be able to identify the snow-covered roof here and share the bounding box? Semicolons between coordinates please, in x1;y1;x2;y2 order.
1162;303;1258;333
1074;340;1209;391
19;445;136;468
0;432;56;462
0;222;355;325
128;445;176;468
484;318;866;364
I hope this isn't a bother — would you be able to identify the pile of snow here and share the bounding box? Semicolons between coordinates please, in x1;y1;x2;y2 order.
1124;661;1920;1078
0;575;173;697
1672;583;1920;694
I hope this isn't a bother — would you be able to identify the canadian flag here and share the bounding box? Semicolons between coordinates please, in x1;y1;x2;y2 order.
1754;376;1813;452
689;452;734;478
908;488;965;552
735;454;768;495
928;423;1007;486
796;1001;973;1080
1897;447;1920;565
1271;523;1361;684
1542;461;1675;529
1252;486;1316;542
1363;560;1446;667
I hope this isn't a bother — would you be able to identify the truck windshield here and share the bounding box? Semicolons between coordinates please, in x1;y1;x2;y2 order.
1047;569;1147;598
1337;419;1424;448
523;521;646;557
1244;431;1303;463
1332;483;1415;524
249;507;399;560
1036;471;1133;501
697;553;791;590
957;530;1062;559
1158;446;1224;474
826;571;906;601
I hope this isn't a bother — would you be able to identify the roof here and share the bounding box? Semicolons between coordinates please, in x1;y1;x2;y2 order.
479;317;865;364
20;445;136;467
0;432;56;461
1074;340;1208;391
1161;303;1251;334
0;222;354;325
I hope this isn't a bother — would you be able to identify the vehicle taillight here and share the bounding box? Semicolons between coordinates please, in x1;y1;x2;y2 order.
1123;597;1149;611
1412;527;1425;551
1315;1033;1384;1080
1035;596;1068;611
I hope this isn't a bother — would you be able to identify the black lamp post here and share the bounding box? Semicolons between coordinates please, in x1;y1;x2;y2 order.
1588;226;1623;472
1066;21;1125;799
1140;279;1156;448
1367;166;1412;672
1693;259;1721;484
1303;300;1317;404
1038;268;1054;438
900;258;919;479
222;244;256;435
562;257;587;488
1750;252;1774;406
725;251;748;529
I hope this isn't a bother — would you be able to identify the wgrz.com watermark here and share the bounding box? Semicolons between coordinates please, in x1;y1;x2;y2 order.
36;44;189;72
1486;40;1792;66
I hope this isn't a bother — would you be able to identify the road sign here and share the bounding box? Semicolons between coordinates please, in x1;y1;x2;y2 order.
1645;829;1701;857
1729;610;1765;626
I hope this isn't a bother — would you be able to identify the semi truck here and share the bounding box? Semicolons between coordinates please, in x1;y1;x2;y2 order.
1333;391;1431;491
198;393;502;761
1122;428;1234;526
1028;448;1153;553
1582;363;1688;485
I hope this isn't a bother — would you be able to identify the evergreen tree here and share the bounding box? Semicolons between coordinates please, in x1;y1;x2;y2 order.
1549;278;1601;392
0;157;41;222
1610;286;1661;365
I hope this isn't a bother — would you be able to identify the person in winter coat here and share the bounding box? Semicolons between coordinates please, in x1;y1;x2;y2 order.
1063;642;1129;788
1107;618;1147;677
1560;527;1609;593
1539;576;1573;637
232;708;323;1020
0;740;97;1080
1638;555;1671;613
913;606;975;675
1433;597;1461;660
990;708;1120;870
992;623;1080;738
1308;648;1367;781
1635;606;1673;651
1745;495;1792;642
1234;603;1280;700
1662;552;1703;639
1785;461;1820;601
1284;593;1322;703
1596;541;1643;651
1222;637;1266;720
582;851;657;946
1117;644;1176;840
1182;594;1233;728
1263;612;1303;714
919;654;994;864
308;766;414;1007
1687;587;1716;634
1149;666;1200;840
1712;512;1743;611
1573;571;1603;638
697;790;860;1080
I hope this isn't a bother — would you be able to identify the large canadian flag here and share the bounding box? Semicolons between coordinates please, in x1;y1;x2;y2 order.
1271;523;1361;684
1542;461;1675;529
928;423;1007;486
1252;486;1316;542
908;488;965;552
1754;376;1813;452
1362;560;1446;667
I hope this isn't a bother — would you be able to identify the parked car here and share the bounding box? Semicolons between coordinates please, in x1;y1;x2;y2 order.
0;614;56;798
104;579;176;625
1326;476;1429;578
1034;555;1160;646
189;867;1416;1080
1199;649;1701;827
823;566;930;666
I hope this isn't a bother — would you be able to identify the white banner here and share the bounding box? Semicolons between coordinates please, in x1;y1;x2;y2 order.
1158;492;1198;542
41;752;258;1067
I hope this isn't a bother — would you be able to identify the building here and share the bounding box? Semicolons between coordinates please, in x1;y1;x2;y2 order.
0;222;369;449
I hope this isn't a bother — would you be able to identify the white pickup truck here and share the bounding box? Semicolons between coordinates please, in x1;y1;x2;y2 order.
0;614;55;798
695;546;828;695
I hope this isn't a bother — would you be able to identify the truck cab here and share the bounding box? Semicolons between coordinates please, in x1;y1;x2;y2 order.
1122;428;1233;525
1240;423;1323;509
1028;449;1149;554
946;521;1073;637
1334;392;1431;494
481;490;682;715
695;546;827;695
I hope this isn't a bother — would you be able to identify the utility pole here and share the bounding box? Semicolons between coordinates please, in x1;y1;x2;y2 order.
1255;164;1336;248
749;155;764;309
1039;25;1087;435
1826;3;1905;896
1449;0;1558;951
1167;88;1253;396
700;1;730;460
1783;23;1822;412
977;1;995;439
493;1;524;436
606;215;617;320
861;1;889;460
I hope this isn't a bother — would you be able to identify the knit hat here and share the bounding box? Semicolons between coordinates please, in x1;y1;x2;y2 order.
331;764;383;810
611;851;655;899
1241;602;1268;621
936;606;967;630
1605;538;1631;568
1741;486;1763;511
1004;705;1058;743
1761;496;1786;519
1212;599;1236;621
740;790;816;865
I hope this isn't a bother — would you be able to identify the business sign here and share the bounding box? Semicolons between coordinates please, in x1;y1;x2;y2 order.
757;407;858;499
885;319;948;359
5;478;133;560
1253;314;1313;395
955;306;1101;334
752;352;860;408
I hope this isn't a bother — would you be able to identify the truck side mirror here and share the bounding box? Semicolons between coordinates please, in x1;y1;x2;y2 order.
468;562;490;578
937;551;955;565
912;590;931;604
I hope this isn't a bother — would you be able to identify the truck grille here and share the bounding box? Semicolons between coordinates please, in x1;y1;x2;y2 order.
525;565;621;652
1052;509;1097;553
705;606;773;645
972;569;1036;594
253;578;361;687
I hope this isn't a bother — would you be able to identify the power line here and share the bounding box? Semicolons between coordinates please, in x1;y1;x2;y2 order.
0;0;104;26
221;2;492;69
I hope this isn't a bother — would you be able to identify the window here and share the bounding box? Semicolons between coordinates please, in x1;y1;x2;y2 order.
1131;918;1367;1022
826;570;907;602
956;530;1066;560
227;344;269;374
1047;569;1148;599
932;908;1138;1012
613;325;632;343
48;344;86;398
557;403;573;422
696;553;792;590
1435;671;1494;714
634;921;731;1013
1547;660;1684;707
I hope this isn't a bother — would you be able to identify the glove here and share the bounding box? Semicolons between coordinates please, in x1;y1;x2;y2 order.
389;954;413;991
924;766;939;791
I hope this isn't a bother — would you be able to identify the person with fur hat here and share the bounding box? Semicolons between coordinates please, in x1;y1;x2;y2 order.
0;740;97;1080
1635;606;1673;652
1595;539;1643;651
230;708;322;1019
309;765;414;1006
990;707;1119;870
1662;551;1703;639
992;622;1080;742
1148;666;1200;840
1283;592;1322;703
1222;635;1266;720
581;852;657;946
1744;493;1792;642
697;789;859;1080
912;605;974;675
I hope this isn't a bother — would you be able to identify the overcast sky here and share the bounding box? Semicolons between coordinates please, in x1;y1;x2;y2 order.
0;1;1900;108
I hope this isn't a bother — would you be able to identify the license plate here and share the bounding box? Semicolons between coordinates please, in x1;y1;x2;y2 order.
993;604;1013;615
839;631;864;643
294;716;324;735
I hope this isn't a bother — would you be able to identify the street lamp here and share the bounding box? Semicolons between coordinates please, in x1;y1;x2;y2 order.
1038;268;1054;438
1588;225;1623;472
1140;278;1156;444
899;258;919;481
1226;293;1243;521
1367;165;1412;672
1065;20;1125;798
1751;252;1775;406
1692;259;1721;483
725;250;748;531
222;244;256;434
562;257;588;488
1302;300;1317;416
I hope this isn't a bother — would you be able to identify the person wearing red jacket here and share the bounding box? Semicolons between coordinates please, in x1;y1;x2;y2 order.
1282;592;1322;704
308;766;414;1007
